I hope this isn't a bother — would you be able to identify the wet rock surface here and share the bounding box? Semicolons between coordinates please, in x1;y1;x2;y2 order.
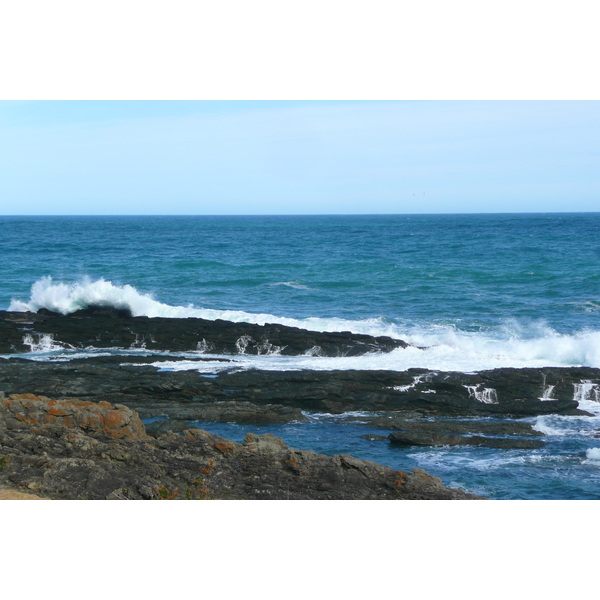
144;420;196;436
388;431;545;449
0;394;478;500
368;416;542;436
140;401;308;423
0;359;595;418
2;308;600;499
0;308;406;356
364;416;546;449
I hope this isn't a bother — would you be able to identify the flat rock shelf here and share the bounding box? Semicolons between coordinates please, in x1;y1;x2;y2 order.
2;308;600;500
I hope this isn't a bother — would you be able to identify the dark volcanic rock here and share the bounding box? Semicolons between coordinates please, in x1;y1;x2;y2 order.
388;431;545;449
0;394;478;500
144;420;195;435
0;360;596;418
0;308;407;356
369;416;542;437
138;401;308;423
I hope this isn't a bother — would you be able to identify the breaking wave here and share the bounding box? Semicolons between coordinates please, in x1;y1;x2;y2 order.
8;276;600;370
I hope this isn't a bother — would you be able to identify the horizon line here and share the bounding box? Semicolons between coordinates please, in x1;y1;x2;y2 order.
1;211;599;218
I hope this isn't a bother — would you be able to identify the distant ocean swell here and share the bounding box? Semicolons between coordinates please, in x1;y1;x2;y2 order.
8;276;600;372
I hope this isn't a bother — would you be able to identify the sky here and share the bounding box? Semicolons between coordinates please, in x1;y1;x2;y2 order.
0;100;598;215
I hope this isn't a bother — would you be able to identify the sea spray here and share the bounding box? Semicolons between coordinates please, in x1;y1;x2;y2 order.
22;333;70;352
465;385;499;404
8;276;600;370
585;448;600;463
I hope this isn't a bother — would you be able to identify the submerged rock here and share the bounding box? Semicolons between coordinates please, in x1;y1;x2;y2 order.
388;431;545;449
379;414;546;449
359;434;389;441
369;416;542;437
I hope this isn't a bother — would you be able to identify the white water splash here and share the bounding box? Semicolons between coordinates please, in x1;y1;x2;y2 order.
465;385;499;404
573;381;600;403
540;385;556;401
235;335;253;354
130;334;156;349
9;276;600;371
196;339;215;353
391;373;433;392
532;416;569;436
573;381;600;415
255;339;285;355
304;346;324;357
233;335;283;355
585;448;600;463
22;333;69;352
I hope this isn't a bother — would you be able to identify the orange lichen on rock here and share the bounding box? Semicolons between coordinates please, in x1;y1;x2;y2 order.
213;440;236;454
47;407;68;416
104;410;128;427
201;459;215;476
394;471;405;487
2;394;148;440
9;393;38;401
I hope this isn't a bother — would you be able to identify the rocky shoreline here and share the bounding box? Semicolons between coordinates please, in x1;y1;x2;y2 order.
1;308;599;499
0;393;478;500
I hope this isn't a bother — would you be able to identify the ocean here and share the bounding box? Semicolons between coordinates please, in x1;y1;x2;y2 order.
2;213;600;499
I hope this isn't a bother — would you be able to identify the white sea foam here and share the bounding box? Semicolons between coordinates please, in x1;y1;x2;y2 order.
391;373;434;392
9;276;600;371
571;381;600;416
573;381;600;404
585;448;600;463
532;417;567;436
538;373;557;401
9;276;199;318
533;412;600;436
464;385;499;404
22;333;71;352
540;385;556;401
305;410;380;420
407;449;544;473
196;339;215;353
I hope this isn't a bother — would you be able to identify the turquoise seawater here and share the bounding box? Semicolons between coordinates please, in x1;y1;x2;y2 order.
2;213;600;333
1;213;600;498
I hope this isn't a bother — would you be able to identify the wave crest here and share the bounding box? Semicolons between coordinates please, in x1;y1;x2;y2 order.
8;276;600;370
9;276;197;318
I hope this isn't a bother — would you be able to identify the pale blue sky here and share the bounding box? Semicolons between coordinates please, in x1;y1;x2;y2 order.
0;101;598;215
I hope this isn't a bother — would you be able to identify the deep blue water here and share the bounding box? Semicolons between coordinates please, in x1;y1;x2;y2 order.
2;213;600;499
